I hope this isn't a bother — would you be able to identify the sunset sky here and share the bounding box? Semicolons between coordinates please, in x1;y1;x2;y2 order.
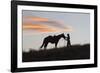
22;10;90;52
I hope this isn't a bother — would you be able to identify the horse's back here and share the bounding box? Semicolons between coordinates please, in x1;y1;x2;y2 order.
44;36;54;43
44;36;52;41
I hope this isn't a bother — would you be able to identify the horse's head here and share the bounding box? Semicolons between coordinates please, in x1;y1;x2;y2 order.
60;33;67;40
67;34;70;37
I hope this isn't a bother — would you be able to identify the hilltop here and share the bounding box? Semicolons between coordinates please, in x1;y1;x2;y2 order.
22;44;90;62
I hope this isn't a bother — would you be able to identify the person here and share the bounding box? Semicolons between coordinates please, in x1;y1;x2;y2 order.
67;34;71;47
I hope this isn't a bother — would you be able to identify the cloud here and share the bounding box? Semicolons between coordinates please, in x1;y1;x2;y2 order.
23;23;61;32
23;16;48;23
23;16;73;32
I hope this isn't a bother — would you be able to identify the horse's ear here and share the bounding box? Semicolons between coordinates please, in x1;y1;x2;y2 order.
67;33;69;35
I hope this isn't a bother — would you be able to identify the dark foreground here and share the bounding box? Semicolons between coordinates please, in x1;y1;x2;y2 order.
22;44;90;62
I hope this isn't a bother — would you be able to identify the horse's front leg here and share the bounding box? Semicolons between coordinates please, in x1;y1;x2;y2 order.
55;42;58;48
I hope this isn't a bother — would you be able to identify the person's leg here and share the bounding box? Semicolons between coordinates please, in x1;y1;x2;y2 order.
67;42;68;47
69;41;71;46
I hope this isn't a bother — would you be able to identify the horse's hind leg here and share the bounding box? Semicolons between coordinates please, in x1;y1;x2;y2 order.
44;43;48;50
40;43;44;49
40;40;45;49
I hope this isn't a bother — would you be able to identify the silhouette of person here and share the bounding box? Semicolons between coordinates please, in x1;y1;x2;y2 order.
67;34;71;47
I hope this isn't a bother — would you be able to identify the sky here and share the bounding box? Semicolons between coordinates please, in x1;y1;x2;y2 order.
22;10;90;52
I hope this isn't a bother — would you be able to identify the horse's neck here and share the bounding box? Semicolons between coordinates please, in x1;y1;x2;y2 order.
58;35;63;39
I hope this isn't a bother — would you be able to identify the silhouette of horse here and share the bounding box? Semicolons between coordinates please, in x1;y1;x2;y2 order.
40;33;67;50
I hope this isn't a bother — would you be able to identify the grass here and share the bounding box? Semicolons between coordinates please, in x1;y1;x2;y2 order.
22;44;90;62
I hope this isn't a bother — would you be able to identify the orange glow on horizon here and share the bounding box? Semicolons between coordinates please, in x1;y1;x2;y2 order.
23;24;58;32
23;16;73;32
23;23;72;32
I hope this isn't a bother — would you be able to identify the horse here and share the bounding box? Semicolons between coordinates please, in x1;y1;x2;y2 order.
40;33;67;50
